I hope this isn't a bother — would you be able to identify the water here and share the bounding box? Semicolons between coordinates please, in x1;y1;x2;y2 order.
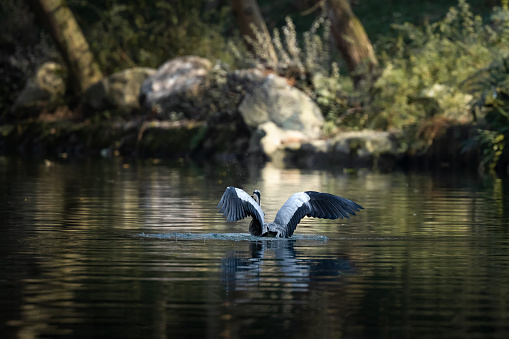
1;157;509;338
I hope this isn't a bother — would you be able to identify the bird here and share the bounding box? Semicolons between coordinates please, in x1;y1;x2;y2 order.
217;186;363;238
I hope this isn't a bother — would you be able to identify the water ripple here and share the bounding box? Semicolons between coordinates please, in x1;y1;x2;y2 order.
136;232;329;241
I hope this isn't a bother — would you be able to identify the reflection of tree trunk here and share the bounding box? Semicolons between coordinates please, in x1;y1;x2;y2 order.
231;0;278;66
326;0;377;87
26;0;103;95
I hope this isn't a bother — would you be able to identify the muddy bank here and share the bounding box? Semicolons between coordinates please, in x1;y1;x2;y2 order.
0;119;248;162
0;118;481;171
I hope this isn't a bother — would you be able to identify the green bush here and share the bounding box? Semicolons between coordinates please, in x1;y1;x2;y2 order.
366;0;508;129
466;56;509;171
69;0;237;74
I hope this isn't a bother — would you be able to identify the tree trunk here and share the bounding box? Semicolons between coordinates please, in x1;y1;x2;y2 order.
231;0;278;66
326;0;377;87
26;0;103;95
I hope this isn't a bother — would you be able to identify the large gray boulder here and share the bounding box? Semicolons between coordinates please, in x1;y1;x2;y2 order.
238;71;324;138
231;69;324;157
139;56;212;119
82;67;155;115
12;62;66;117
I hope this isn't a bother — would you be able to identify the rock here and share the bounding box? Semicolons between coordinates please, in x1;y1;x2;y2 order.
12;62;66;117
226;68;267;95
82;67;155;115
281;130;399;169
238;72;324;139
330;131;396;159
139;56;212;119
249;121;309;156
230;70;324;158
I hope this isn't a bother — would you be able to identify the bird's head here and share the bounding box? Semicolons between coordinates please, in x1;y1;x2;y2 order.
252;190;261;205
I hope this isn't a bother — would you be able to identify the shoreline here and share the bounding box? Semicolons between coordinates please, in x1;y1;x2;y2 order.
0;118;483;173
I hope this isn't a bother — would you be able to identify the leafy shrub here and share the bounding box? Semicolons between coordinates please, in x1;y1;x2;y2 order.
366;0;507;129
69;0;237;74
466;56;509;171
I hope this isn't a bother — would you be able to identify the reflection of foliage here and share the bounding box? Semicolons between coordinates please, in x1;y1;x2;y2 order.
69;0;236;74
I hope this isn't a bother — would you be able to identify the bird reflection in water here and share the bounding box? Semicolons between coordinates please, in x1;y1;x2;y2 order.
221;239;355;293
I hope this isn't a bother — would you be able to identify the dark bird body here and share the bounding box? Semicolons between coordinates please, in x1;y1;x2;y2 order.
217;187;363;238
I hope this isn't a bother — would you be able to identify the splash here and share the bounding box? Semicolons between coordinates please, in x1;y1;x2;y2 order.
137;232;328;241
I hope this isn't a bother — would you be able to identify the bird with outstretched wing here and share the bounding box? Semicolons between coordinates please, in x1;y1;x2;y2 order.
217;186;363;238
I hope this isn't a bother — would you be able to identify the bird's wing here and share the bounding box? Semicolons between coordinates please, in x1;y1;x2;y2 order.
272;191;363;237
217;187;265;225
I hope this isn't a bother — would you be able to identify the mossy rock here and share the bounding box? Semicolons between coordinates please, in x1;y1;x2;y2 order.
82;67;156;118
11;62;66;119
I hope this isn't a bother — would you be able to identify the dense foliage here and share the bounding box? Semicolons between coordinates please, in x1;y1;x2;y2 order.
466;56;509;171
368;0;508;128
2;0;509;170
0;0;55;116
237;0;509;170
365;0;509;170
68;0;237;74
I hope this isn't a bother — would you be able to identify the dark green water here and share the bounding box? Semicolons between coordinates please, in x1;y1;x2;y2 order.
1;157;509;338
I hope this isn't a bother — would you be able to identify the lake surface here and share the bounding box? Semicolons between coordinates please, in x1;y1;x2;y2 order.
1;156;509;338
